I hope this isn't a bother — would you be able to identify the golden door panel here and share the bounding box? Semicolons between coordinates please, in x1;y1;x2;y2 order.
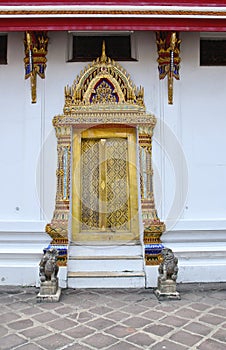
81;139;100;231
72;127;139;242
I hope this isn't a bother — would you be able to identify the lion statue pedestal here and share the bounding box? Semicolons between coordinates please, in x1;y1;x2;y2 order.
154;247;180;301
37;248;61;302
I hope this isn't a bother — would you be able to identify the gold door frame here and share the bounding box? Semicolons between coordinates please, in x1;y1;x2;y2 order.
72;127;139;242
47;46;165;266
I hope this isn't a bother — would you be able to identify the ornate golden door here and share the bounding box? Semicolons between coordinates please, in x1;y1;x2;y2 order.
72;127;139;242
46;45;164;258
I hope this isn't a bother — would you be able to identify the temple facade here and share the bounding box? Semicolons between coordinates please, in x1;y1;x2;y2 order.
0;1;226;287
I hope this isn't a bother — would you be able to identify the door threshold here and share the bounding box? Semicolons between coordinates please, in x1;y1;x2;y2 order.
70;240;141;246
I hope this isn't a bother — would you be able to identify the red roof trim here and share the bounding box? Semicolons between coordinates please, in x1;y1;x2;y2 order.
0;1;226;6
1;2;226;31
1;17;226;31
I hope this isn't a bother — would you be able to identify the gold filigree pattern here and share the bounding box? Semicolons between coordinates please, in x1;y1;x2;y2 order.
54;110;155;126
81;139;100;231
106;138;129;231
90;79;118;104
80;138;129;232
143;223;166;244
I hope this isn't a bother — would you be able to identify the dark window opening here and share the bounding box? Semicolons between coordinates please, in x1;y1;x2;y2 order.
69;35;136;62
0;35;7;64
200;39;226;66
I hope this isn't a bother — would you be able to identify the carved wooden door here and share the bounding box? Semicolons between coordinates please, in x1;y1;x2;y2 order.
72;127;139;242
81;137;130;232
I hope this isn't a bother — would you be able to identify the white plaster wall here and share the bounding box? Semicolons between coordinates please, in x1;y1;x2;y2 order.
178;32;226;223
0;31;226;285
0;32;42;221
152;32;226;231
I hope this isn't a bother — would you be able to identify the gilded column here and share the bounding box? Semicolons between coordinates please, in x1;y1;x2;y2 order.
138;126;165;265
46;120;71;251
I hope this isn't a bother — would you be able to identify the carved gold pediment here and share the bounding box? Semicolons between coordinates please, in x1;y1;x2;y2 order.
63;42;145;114
53;42;156;128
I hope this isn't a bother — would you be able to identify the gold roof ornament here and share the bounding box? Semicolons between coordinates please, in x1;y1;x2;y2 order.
156;31;181;105
24;31;48;103
100;40;107;63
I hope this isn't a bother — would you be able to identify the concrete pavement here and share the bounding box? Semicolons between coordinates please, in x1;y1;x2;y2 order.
0;283;226;350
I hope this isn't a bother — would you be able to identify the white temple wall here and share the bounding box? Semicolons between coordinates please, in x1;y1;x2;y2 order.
0;31;225;285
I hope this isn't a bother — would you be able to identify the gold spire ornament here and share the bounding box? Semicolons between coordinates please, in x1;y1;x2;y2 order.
100;40;107;63
24;31;48;103
156;31;181;104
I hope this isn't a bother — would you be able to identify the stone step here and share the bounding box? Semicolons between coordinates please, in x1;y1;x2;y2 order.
69;243;143;257
67;271;146;288
67;255;144;272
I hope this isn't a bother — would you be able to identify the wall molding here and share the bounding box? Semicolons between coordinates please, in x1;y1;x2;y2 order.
0;221;46;232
